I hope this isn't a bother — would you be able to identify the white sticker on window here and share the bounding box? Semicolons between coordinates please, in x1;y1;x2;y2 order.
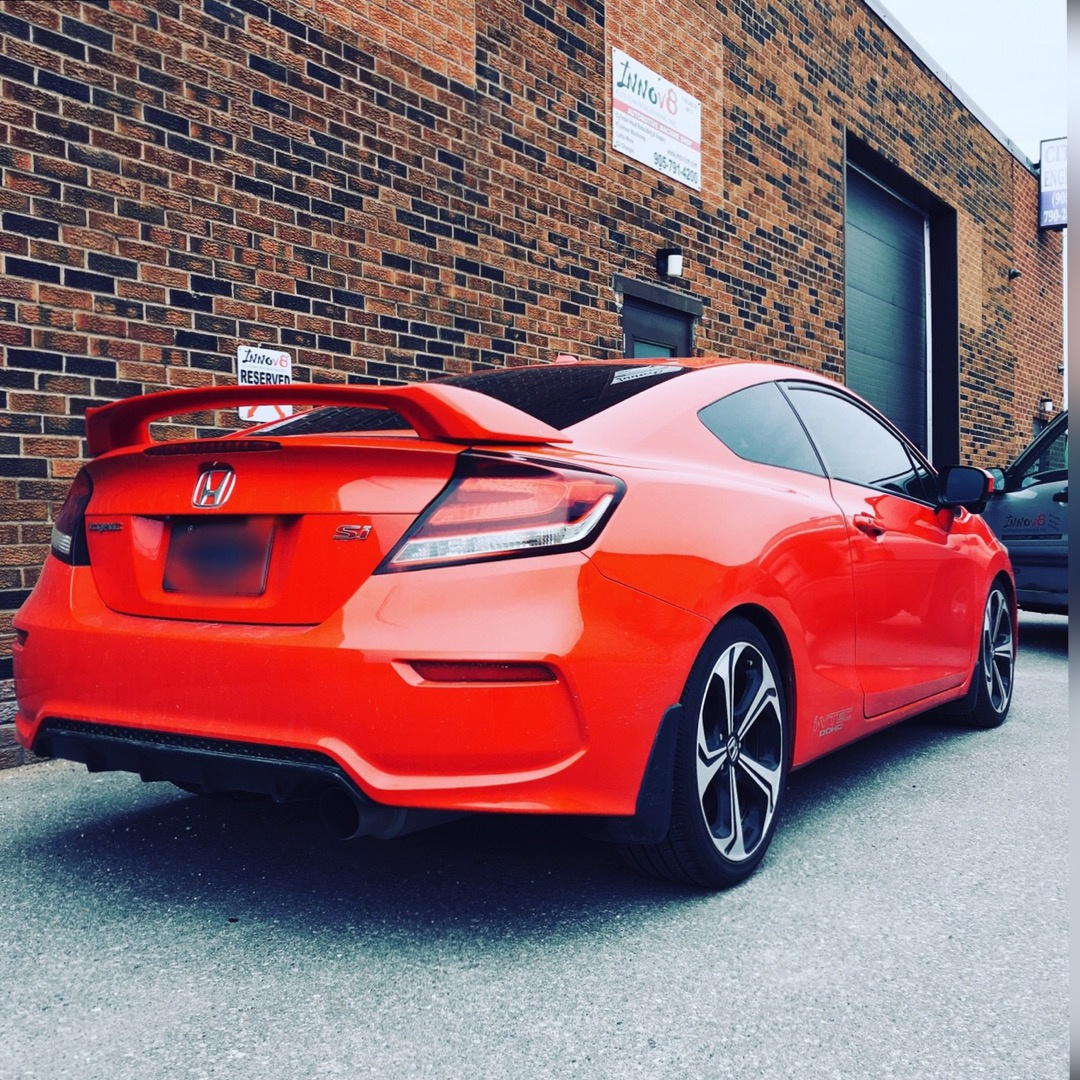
611;364;681;385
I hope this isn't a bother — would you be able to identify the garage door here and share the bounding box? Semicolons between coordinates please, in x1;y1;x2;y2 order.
845;166;931;454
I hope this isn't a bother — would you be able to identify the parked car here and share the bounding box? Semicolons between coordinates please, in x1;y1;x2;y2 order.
982;410;1068;614
13;359;1015;889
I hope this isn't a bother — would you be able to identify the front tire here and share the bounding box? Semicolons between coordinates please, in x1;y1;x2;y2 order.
956;582;1016;729
621;618;789;889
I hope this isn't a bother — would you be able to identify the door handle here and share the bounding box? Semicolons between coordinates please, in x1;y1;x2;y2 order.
1053;488;1068;503
853;513;886;538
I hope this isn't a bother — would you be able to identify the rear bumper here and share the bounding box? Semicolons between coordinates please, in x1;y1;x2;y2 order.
14;554;708;816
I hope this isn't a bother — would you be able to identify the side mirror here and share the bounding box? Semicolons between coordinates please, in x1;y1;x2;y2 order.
986;467;1006;494
938;465;992;514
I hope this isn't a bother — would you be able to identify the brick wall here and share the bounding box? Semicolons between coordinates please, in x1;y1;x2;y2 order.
0;0;1064;737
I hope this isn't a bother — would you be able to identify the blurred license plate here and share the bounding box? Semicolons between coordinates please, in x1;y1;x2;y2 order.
163;518;274;596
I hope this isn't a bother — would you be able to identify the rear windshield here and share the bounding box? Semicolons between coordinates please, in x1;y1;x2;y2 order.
261;363;689;435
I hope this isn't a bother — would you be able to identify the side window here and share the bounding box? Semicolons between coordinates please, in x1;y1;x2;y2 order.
1013;422;1067;489
699;382;824;476
785;383;938;503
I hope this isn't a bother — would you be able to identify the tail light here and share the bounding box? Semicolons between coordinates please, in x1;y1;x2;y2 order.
380;453;624;571
49;468;93;565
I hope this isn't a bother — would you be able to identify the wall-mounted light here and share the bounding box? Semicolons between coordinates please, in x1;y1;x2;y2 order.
1008;268;1022;280
1039;396;1054;413
657;247;683;278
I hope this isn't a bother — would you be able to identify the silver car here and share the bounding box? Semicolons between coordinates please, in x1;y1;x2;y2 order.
983;410;1068;614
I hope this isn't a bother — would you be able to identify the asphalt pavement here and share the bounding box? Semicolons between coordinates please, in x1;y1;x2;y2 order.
0;614;1068;1079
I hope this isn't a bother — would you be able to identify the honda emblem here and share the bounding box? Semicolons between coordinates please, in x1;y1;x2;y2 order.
192;466;236;508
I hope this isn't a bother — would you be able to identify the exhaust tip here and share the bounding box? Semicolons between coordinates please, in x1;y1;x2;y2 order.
318;785;463;840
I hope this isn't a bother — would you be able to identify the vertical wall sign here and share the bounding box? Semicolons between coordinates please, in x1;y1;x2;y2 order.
236;346;293;422
1038;138;1067;230
611;48;702;192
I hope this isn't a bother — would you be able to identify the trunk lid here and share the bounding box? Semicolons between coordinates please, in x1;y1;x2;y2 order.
83;437;460;624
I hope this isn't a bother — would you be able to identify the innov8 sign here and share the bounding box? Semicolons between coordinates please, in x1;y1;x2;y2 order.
237;346;294;422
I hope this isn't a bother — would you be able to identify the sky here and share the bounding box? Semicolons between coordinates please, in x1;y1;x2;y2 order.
873;0;1067;165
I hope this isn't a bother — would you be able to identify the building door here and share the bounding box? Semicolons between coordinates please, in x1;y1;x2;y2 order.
846;165;931;454
623;295;694;357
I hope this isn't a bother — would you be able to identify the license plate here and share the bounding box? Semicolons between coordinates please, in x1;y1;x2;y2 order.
163;518;274;596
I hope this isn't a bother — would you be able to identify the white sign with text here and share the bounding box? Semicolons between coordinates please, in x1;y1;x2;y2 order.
236;346;293;422
1038;137;1067;230
611;49;702;191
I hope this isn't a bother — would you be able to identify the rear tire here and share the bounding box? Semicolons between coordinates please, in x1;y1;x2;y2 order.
621;618;789;889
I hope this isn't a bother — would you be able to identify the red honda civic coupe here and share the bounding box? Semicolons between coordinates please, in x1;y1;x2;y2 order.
13;359;1015;888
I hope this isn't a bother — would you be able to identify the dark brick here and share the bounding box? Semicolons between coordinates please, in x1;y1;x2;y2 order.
3;214;59;241
5;352;61;375
194;314;236;335
317;335;352;354
32;26;87;61
37;71;91;103
191;276;233;296
228;0;270;17
204;0;246;27
144;106;189;135
64;270;115;293
169;290;214;312
66;356;118;378
88;254;138;279
137;66;179;92
307;62;341;89
272;292;310;313
0;56;34;85
332;289;366;309
175;331;218;350
310;199;346;221
117;200;165;225
0;457;47;478
250;55;288;83
67;146;121;173
61;15;112;51
235;169;274;195
252;91;290;117
93;379;145;399
92;88;139;117
251;126;290;152
269;9;307;38
167;134;213;162
0;12;30;40
36;115;90;144
281;329;317;347
6;258;61;284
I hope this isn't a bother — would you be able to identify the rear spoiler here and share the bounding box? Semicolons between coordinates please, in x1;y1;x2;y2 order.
85;382;571;456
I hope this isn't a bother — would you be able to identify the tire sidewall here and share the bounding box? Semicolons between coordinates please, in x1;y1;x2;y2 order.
970;583;1015;728
669;616;791;888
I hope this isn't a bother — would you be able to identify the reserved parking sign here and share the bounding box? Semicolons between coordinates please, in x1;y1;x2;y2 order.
237;346;294;422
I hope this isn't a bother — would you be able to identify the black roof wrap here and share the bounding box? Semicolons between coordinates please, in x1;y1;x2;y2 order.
263;363;690;435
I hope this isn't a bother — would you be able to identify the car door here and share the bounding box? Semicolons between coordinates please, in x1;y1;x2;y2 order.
982;412;1068;612
784;382;979;718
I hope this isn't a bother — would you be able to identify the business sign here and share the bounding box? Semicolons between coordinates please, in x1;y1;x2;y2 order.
237;345;293;422
1038;137;1066;230
611;49;702;191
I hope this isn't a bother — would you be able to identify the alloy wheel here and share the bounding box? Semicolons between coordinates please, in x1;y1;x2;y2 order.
981;586;1014;715
695;640;785;863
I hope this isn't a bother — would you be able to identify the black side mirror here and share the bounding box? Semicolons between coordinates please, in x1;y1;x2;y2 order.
938;465;992;514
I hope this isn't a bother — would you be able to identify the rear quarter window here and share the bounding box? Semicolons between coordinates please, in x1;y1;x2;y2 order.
698;382;824;476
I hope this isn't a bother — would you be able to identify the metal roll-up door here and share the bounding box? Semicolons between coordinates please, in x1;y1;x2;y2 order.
845;166;931;454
